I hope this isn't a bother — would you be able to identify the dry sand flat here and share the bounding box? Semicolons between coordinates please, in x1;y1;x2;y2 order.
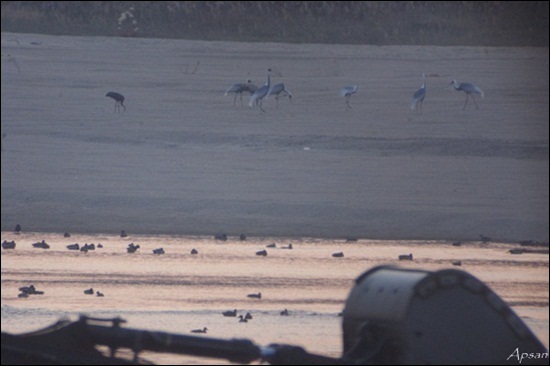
1;32;548;241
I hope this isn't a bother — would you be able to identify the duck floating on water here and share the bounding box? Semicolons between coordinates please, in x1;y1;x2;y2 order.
191;327;208;334
152;248;165;255
255;250;267;256
222;309;237;317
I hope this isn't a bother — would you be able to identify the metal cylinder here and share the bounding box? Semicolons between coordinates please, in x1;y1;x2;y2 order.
342;266;548;364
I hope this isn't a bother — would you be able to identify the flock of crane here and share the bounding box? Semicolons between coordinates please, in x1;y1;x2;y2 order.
223;69;484;113
408;73;484;113
223;69;483;113
224;68;293;113
106;69;484;114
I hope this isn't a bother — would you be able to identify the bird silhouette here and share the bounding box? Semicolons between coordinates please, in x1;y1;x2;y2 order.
340;85;358;110
191;327;208;334
249;69;272;113
106;92;126;112
222;309;237;317
450;80;484;110
268;83;292;108
225;80;258;107
410;73;426;114
238;315;248;323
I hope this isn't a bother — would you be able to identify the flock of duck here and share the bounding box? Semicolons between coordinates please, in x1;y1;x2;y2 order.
4;226;540;262
0;235;431;263
5;225;411;260
84;288;104;297
190;305;291;334
16;284;104;298
17;284;44;298
4;225;546;334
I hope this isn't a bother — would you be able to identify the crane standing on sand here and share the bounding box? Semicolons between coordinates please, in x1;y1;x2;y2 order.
224;80;258;107
268;83;292;109
106;91;126;112
410;73;426;114
249;69;272;113
450;80;484;110
340;85;358;110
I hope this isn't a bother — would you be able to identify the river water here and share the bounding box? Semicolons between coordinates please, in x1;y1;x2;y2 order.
1;232;548;364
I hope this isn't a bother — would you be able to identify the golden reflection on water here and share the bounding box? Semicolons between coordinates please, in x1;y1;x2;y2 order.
1;232;548;364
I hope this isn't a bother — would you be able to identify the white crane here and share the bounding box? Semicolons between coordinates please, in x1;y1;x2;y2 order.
410;73;426;114
340;85;358;110
450;80;484;110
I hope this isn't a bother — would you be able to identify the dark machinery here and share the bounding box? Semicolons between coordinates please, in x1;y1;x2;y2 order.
341;266;548;364
2;266;547;365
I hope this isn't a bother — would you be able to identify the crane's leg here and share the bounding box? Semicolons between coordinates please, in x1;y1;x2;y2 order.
419;100;423;114
275;96;279;109
239;93;243;107
463;95;469;110
345;95;351;110
472;95;479;109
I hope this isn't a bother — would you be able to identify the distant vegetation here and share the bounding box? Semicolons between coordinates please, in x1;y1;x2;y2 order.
1;1;548;46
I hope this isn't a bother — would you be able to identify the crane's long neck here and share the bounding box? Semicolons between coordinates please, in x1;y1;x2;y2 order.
266;72;271;87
